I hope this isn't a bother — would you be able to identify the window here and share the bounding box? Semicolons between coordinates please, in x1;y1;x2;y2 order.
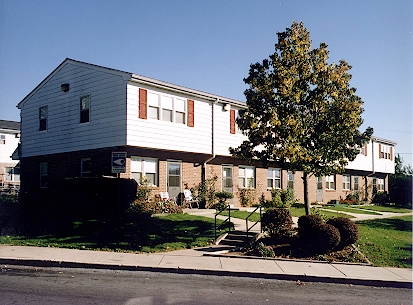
130;157;158;186
354;176;359;191
0;135;5;144
342;175;351;190
359;142;367;156
372;178;377;194
147;92;186;124
238;166;255;188
39;106;48;131
80;95;90;123
287;171;294;189
4;166;20;182
40;162;48;188
379;144;392;160
325;175;335;190
377;178;385;192
81;158;91;178
230;109;242;134
267;168;281;189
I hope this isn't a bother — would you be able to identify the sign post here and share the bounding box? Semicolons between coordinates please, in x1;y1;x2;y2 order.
112;152;127;174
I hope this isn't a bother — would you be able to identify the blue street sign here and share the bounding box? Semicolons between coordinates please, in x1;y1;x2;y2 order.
112;152;127;173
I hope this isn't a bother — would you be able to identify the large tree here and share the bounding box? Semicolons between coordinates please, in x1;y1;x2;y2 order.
230;21;373;215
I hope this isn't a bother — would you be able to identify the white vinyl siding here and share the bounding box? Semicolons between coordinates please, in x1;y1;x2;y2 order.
19;62;128;157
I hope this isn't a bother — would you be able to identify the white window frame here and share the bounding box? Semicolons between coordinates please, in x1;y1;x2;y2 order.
81;158;91;178
4;166;20;182
147;91;186;124
130;157;158;186
377;178;385;192
238;166;255;188
380;144;391;160
80;95;91;124
354;176;359;191
267;168;281;189
40;162;48;188
0;134;5;144
342;175;351;190
325;175;335;190
39;105;48;131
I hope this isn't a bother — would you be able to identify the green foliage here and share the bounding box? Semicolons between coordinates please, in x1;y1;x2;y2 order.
297;214;323;239
261;208;293;238
371;191;388;205
190;175;218;208
312;224;341;253
327;217;360;247
237;188;257;207
135;176;153;202
389;154;412;207
128;199;183;215
229;21;373;211
210;191;234;211
256;242;276;258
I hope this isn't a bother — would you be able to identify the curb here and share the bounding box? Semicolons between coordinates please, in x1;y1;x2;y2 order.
1;258;411;289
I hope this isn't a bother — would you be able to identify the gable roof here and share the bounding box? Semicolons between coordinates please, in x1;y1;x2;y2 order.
17;58;245;109
0;120;20;132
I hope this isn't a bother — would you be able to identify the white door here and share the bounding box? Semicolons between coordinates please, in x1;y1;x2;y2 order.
222;166;234;204
168;161;181;200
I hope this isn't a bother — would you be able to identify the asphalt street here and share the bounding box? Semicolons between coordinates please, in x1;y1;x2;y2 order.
1;265;411;305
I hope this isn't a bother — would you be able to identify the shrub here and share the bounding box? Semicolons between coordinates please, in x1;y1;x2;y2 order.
297;214;323;239
237;188;257;207
261;208;293;238
312;224;341;253
211;191;234;210
262;189;296;209
256;242;275;258
327;217;360;247
371;191;388;205
128;199;183;215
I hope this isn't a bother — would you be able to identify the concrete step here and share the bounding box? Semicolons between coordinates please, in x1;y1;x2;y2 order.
216;230;258;249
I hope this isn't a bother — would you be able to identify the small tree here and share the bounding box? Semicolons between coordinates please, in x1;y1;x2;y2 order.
230;21;372;215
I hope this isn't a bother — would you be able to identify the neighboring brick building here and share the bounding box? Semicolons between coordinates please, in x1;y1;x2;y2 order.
0;120;20;193
16;59;396;207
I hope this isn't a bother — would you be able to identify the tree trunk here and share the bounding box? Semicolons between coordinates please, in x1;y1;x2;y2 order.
303;172;311;215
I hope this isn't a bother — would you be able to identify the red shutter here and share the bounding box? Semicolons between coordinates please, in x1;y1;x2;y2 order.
187;99;194;127
390;146;393;160
378;144;382;159
364;142;367;156
230;109;236;134
139;88;147;119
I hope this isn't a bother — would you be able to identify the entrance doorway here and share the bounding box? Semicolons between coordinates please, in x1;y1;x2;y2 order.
316;177;323;203
167;161;181;199
222;165;234;205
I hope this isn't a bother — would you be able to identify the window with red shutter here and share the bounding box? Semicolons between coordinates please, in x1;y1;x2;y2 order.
139;88;147;119
187;99;194;127
230;109;236;134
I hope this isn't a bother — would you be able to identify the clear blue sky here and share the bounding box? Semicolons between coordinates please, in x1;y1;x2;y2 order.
1;0;412;166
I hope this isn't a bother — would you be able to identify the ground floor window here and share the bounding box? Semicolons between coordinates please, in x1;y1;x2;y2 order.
267;168;281;189
4;166;20;182
377;178;385;192
238;166;255;188
130;157;158;186
354;176;359;191
325;175;335;190
40;162;48;188
80;158;91;178
342;175;351;190
287;171;294;189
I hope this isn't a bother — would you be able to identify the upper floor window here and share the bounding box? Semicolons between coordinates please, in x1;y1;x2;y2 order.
379;144;392;160
359;142;367;156
39;106;48;131
147;92;186;124
0;134;5;144
230;109;242;134
239;166;255;188
325;175;335;190
267;168;281;189
80;95;90;123
130;157;158;186
342;175;351;190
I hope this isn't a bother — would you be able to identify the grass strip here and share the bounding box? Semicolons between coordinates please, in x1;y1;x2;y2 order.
356;215;412;268
351;205;412;213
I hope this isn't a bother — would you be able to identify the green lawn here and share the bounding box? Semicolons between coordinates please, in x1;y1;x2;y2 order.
0;213;223;253
356;215;412;268
220;210;261;222
289;207;353;219
351;205;412;214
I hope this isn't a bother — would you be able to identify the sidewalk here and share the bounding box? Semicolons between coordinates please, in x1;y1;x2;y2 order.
0;244;411;288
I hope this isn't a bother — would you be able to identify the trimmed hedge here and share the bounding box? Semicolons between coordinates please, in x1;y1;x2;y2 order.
261;208;293;238
297;214;323;239
313;224;341;253
327;217;360;247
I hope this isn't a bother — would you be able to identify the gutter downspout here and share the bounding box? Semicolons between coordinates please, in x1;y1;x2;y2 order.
202;99;218;181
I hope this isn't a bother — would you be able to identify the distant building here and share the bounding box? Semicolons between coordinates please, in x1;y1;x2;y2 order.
17;58;396;206
0;120;20;193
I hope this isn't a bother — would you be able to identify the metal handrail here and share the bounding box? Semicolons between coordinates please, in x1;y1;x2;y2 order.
246;205;262;238
214;204;231;240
